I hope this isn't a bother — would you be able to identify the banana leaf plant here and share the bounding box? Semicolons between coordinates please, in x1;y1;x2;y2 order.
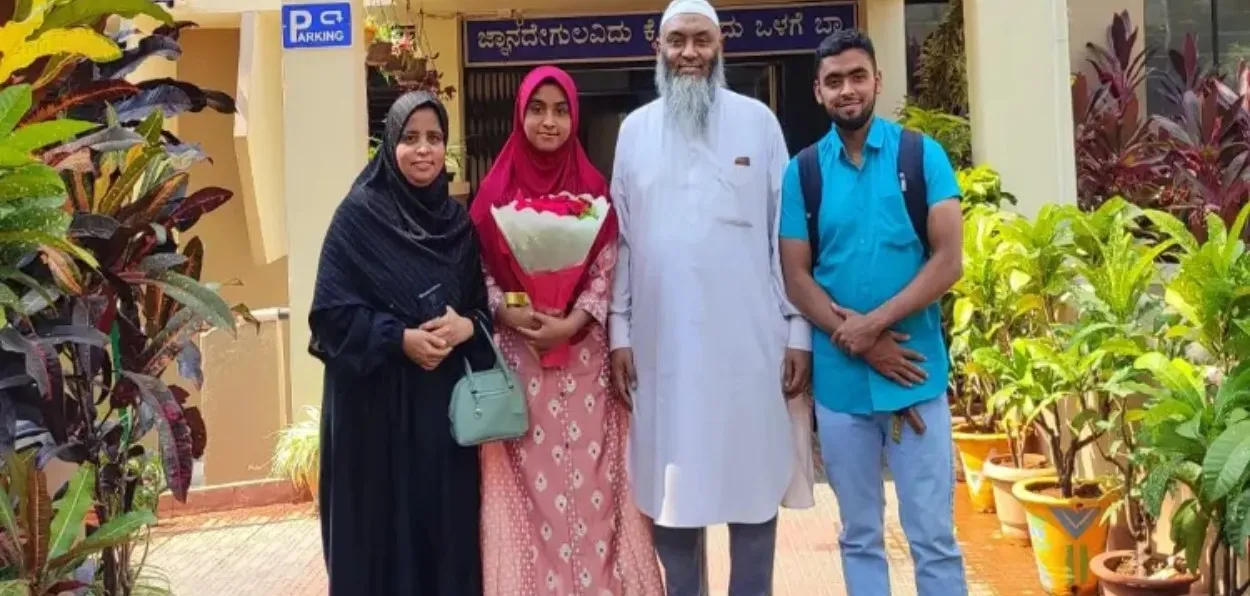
0;452;154;595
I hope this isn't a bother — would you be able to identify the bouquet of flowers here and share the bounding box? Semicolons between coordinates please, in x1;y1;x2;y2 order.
489;191;613;366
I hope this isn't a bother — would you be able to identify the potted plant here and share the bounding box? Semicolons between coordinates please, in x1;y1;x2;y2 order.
1107;351;1241;596
972;203;1093;539
1008;327;1121;596
947;205;1025;513
1000;201;1156;595
271;407;322;507
1090;205;1250;596
366;20;396;66
1089;355;1204;596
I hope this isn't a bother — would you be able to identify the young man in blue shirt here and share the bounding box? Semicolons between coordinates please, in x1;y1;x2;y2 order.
778;29;968;595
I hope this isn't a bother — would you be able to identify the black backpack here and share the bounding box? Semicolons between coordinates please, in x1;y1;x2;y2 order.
796;128;929;434
795;128;930;261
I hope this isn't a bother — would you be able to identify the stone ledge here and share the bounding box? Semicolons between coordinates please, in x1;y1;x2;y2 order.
157;479;310;519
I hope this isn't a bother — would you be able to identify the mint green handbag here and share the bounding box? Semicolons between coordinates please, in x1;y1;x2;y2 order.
448;323;528;446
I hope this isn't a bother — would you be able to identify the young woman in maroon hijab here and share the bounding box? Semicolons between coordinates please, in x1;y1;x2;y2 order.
471;66;662;595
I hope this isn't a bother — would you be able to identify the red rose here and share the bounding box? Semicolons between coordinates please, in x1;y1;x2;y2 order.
513;194;589;218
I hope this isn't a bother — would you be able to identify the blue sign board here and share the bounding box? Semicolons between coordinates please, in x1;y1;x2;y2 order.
464;2;857;66
281;2;353;49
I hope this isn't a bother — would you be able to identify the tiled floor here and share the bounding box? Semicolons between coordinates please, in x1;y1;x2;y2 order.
145;481;1043;595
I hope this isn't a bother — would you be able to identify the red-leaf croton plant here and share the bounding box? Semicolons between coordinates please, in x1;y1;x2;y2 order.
0;1;249;594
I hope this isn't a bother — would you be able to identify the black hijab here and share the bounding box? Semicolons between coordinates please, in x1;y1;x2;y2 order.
310;91;476;326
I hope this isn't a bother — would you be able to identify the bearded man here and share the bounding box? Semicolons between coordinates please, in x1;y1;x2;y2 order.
607;1;811;594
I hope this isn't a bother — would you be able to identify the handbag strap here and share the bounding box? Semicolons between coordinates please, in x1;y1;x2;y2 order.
460;318;516;392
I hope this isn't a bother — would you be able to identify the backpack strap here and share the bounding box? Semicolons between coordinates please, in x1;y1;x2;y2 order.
796;143;823;262
897;129;930;257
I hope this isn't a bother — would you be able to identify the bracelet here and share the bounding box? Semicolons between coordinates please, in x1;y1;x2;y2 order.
504;292;531;308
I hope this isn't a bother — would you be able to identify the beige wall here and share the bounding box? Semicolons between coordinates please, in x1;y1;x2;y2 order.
174;27;293;485
1068;0;1146;77
179;28;290;311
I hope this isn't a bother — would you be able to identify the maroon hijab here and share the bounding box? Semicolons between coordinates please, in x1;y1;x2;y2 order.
469;66;617;308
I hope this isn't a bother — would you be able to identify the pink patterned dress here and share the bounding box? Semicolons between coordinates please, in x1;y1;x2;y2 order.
480;244;664;596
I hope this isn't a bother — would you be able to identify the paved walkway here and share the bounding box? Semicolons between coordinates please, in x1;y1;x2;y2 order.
144;482;1042;595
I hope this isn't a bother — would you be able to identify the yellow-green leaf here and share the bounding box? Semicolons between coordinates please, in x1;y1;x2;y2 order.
0;162;64;202
3;118;96;152
37;0;173;35
0;580;31;596
0;28;121;81
45;463;94;565
0;84;32;136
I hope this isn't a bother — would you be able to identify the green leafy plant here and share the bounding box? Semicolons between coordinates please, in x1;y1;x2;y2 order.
0;453;155;595
960;203;1083;464
0;2;243;594
0;83;98;322
910;0;967;116
1135;356;1250;594
946;205;1016;435
1129;202;1250;594
956;166;1015;211
898;104;971;169
270;406;320;502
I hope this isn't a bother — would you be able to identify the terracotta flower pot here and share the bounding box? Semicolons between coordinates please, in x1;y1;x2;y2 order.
1013;476;1118;596
366;40;393;66
1090;551;1199;596
982;453;1054;543
397;57;428;85
951;423;1010;513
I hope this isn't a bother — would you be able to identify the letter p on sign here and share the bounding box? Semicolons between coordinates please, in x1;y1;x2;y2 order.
281;3;353;49
290;9;312;35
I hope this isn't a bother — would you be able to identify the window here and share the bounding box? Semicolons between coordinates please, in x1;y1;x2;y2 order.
1142;0;1250;115
904;0;951;99
1219;0;1250;68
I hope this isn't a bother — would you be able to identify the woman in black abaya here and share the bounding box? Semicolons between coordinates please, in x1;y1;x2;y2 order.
309;91;492;595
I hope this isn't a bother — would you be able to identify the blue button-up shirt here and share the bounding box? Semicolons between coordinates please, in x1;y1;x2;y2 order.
779;117;960;415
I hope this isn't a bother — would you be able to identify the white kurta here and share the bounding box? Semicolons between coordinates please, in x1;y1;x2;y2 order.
608;88;811;528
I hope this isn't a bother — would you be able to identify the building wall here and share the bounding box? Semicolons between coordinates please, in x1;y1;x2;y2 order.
184;0;1176;488
174;27;293;485
178;28;290;311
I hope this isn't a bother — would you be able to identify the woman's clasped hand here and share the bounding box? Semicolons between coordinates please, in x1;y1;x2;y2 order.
403;306;475;370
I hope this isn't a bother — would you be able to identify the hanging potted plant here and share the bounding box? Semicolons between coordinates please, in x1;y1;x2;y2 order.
366;20;396;66
391;33;429;85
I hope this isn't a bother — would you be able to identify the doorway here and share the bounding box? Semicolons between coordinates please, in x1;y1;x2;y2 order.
462;60;780;198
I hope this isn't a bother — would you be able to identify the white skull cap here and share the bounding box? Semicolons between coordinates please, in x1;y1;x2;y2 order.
660;0;719;29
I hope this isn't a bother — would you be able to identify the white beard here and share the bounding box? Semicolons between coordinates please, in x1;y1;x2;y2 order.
655;53;726;139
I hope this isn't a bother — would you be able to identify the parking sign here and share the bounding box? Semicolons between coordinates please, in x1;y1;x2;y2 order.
281;3;353;49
